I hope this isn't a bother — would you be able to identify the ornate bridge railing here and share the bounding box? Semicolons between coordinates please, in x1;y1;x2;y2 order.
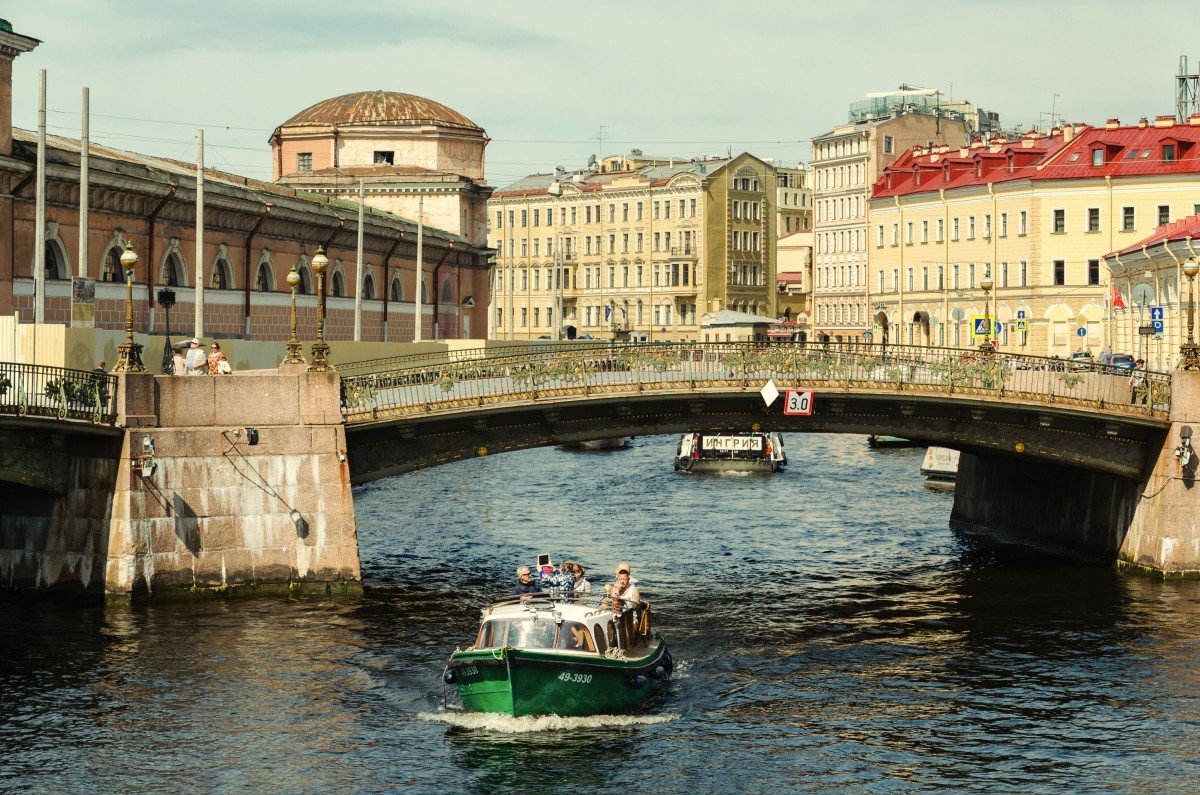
0;361;119;426
337;341;615;375
340;343;1172;425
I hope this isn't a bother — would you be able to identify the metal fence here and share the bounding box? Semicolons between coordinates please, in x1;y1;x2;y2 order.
340;343;1172;425
0;361;119;425
337;341;616;375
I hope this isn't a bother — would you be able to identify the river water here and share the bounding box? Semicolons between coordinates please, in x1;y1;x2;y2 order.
4;434;1200;793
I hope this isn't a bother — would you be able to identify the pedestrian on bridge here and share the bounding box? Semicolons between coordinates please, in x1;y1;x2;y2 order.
185;339;207;375
1130;359;1147;405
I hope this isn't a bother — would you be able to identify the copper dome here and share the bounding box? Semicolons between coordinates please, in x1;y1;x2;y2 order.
278;90;482;132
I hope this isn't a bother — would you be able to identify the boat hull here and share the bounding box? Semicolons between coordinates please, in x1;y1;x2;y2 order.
449;640;669;717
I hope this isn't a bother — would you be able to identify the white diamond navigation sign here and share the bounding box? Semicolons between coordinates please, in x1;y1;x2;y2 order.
760;379;780;407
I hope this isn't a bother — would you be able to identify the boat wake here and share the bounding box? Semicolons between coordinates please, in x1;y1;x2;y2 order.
419;710;679;733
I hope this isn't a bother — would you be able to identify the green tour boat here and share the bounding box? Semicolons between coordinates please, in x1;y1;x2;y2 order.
443;591;672;718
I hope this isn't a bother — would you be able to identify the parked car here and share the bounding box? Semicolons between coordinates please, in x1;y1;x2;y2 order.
1108;353;1136;371
1068;351;1095;370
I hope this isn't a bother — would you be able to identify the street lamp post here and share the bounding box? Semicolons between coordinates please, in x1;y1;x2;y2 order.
113;244;145;373
979;268;995;354
308;247;333;372
284;263;304;364
157;287;175;374
1182;257;1200;370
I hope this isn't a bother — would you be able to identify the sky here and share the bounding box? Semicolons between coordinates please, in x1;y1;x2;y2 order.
8;1;1200;189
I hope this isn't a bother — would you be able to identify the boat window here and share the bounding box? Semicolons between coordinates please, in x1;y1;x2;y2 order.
557;621;596;652
507;619;556;649
592;623;608;655
477;620;507;649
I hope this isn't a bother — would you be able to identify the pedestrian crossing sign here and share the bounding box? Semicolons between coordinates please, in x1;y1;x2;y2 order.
970;316;1002;339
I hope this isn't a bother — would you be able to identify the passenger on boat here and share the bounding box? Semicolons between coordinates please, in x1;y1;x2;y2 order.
511;566;542;595
571;563;592;594
610;567;640;612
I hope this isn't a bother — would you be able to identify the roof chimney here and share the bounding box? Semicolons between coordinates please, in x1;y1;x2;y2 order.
1138;117;1149;129
1190;113;1200;126
1105;118;1121;130
1062;124;1075;142
0;20;41;156
1155;114;1176;128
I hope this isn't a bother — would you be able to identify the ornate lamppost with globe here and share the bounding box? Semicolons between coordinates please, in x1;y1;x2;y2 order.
1182;257;1200;370
284;263;305;365
308;247;333;372
979;268;995;354
113;243;145;373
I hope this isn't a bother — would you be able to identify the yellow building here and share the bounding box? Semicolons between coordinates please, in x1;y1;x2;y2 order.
812;112;969;345
867;116;1200;365
775;165;812;237
775;231;813;338
487;153;776;341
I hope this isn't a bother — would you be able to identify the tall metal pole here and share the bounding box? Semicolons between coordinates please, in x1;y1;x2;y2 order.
78;87;88;280
414;195;424;343
194;129;205;338
354;178;365;341
1182;258;1200;370
34;69;46;325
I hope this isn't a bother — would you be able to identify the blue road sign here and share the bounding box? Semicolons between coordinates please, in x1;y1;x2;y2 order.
1076;327;1087;337
1016;310;1026;319
973;317;989;336
1151;307;1164;321
1153;319;1165;334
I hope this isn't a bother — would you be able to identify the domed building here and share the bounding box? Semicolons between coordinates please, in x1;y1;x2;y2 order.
270;90;492;247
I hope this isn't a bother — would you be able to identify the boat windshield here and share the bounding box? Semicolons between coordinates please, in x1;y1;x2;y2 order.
477;618;557;650
555;621;597;652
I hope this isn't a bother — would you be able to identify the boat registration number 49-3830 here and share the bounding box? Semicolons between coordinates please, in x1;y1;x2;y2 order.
557;672;593;684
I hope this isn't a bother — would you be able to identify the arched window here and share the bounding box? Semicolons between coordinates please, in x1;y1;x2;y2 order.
162;252;185;286
440;278;454;304
45;241;68;280
102;246;127;283
362;273;375;300
420;274;429;303
211;257;232;289
296;266;311;295
331;270;346;298
255;261;274;292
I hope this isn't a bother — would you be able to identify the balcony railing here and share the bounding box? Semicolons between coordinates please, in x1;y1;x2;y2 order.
0;361;119;425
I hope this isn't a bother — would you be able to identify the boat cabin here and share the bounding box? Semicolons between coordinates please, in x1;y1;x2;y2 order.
472;595;651;657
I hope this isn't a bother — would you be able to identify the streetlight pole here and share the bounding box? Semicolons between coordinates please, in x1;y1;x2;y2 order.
1182;257;1200;370
978;267;994;354
308;247;332;372
114;244;145;373
285;263;304;364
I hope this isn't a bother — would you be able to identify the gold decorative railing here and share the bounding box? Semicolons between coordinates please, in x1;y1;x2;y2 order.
340;343;1172;425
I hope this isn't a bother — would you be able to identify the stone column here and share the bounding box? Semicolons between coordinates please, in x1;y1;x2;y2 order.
1119;371;1200;576
105;369;361;599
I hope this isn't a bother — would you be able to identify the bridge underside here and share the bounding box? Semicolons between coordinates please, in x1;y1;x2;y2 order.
346;389;1168;484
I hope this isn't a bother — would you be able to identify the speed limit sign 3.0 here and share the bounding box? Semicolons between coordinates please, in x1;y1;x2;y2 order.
783;389;815;416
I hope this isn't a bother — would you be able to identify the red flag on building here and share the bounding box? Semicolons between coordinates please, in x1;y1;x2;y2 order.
1111;284;1126;309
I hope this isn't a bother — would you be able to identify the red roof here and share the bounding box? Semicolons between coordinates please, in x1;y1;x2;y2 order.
872;117;1200;200
776;271;806;281
1107;213;1200;258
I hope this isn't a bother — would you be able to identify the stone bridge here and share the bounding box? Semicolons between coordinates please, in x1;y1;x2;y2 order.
2;343;1197;601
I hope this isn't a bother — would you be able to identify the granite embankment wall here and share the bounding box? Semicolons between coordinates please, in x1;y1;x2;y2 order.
1;368;361;600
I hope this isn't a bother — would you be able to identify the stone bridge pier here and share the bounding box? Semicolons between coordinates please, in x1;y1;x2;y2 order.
1;367;361;601
952;371;1200;576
